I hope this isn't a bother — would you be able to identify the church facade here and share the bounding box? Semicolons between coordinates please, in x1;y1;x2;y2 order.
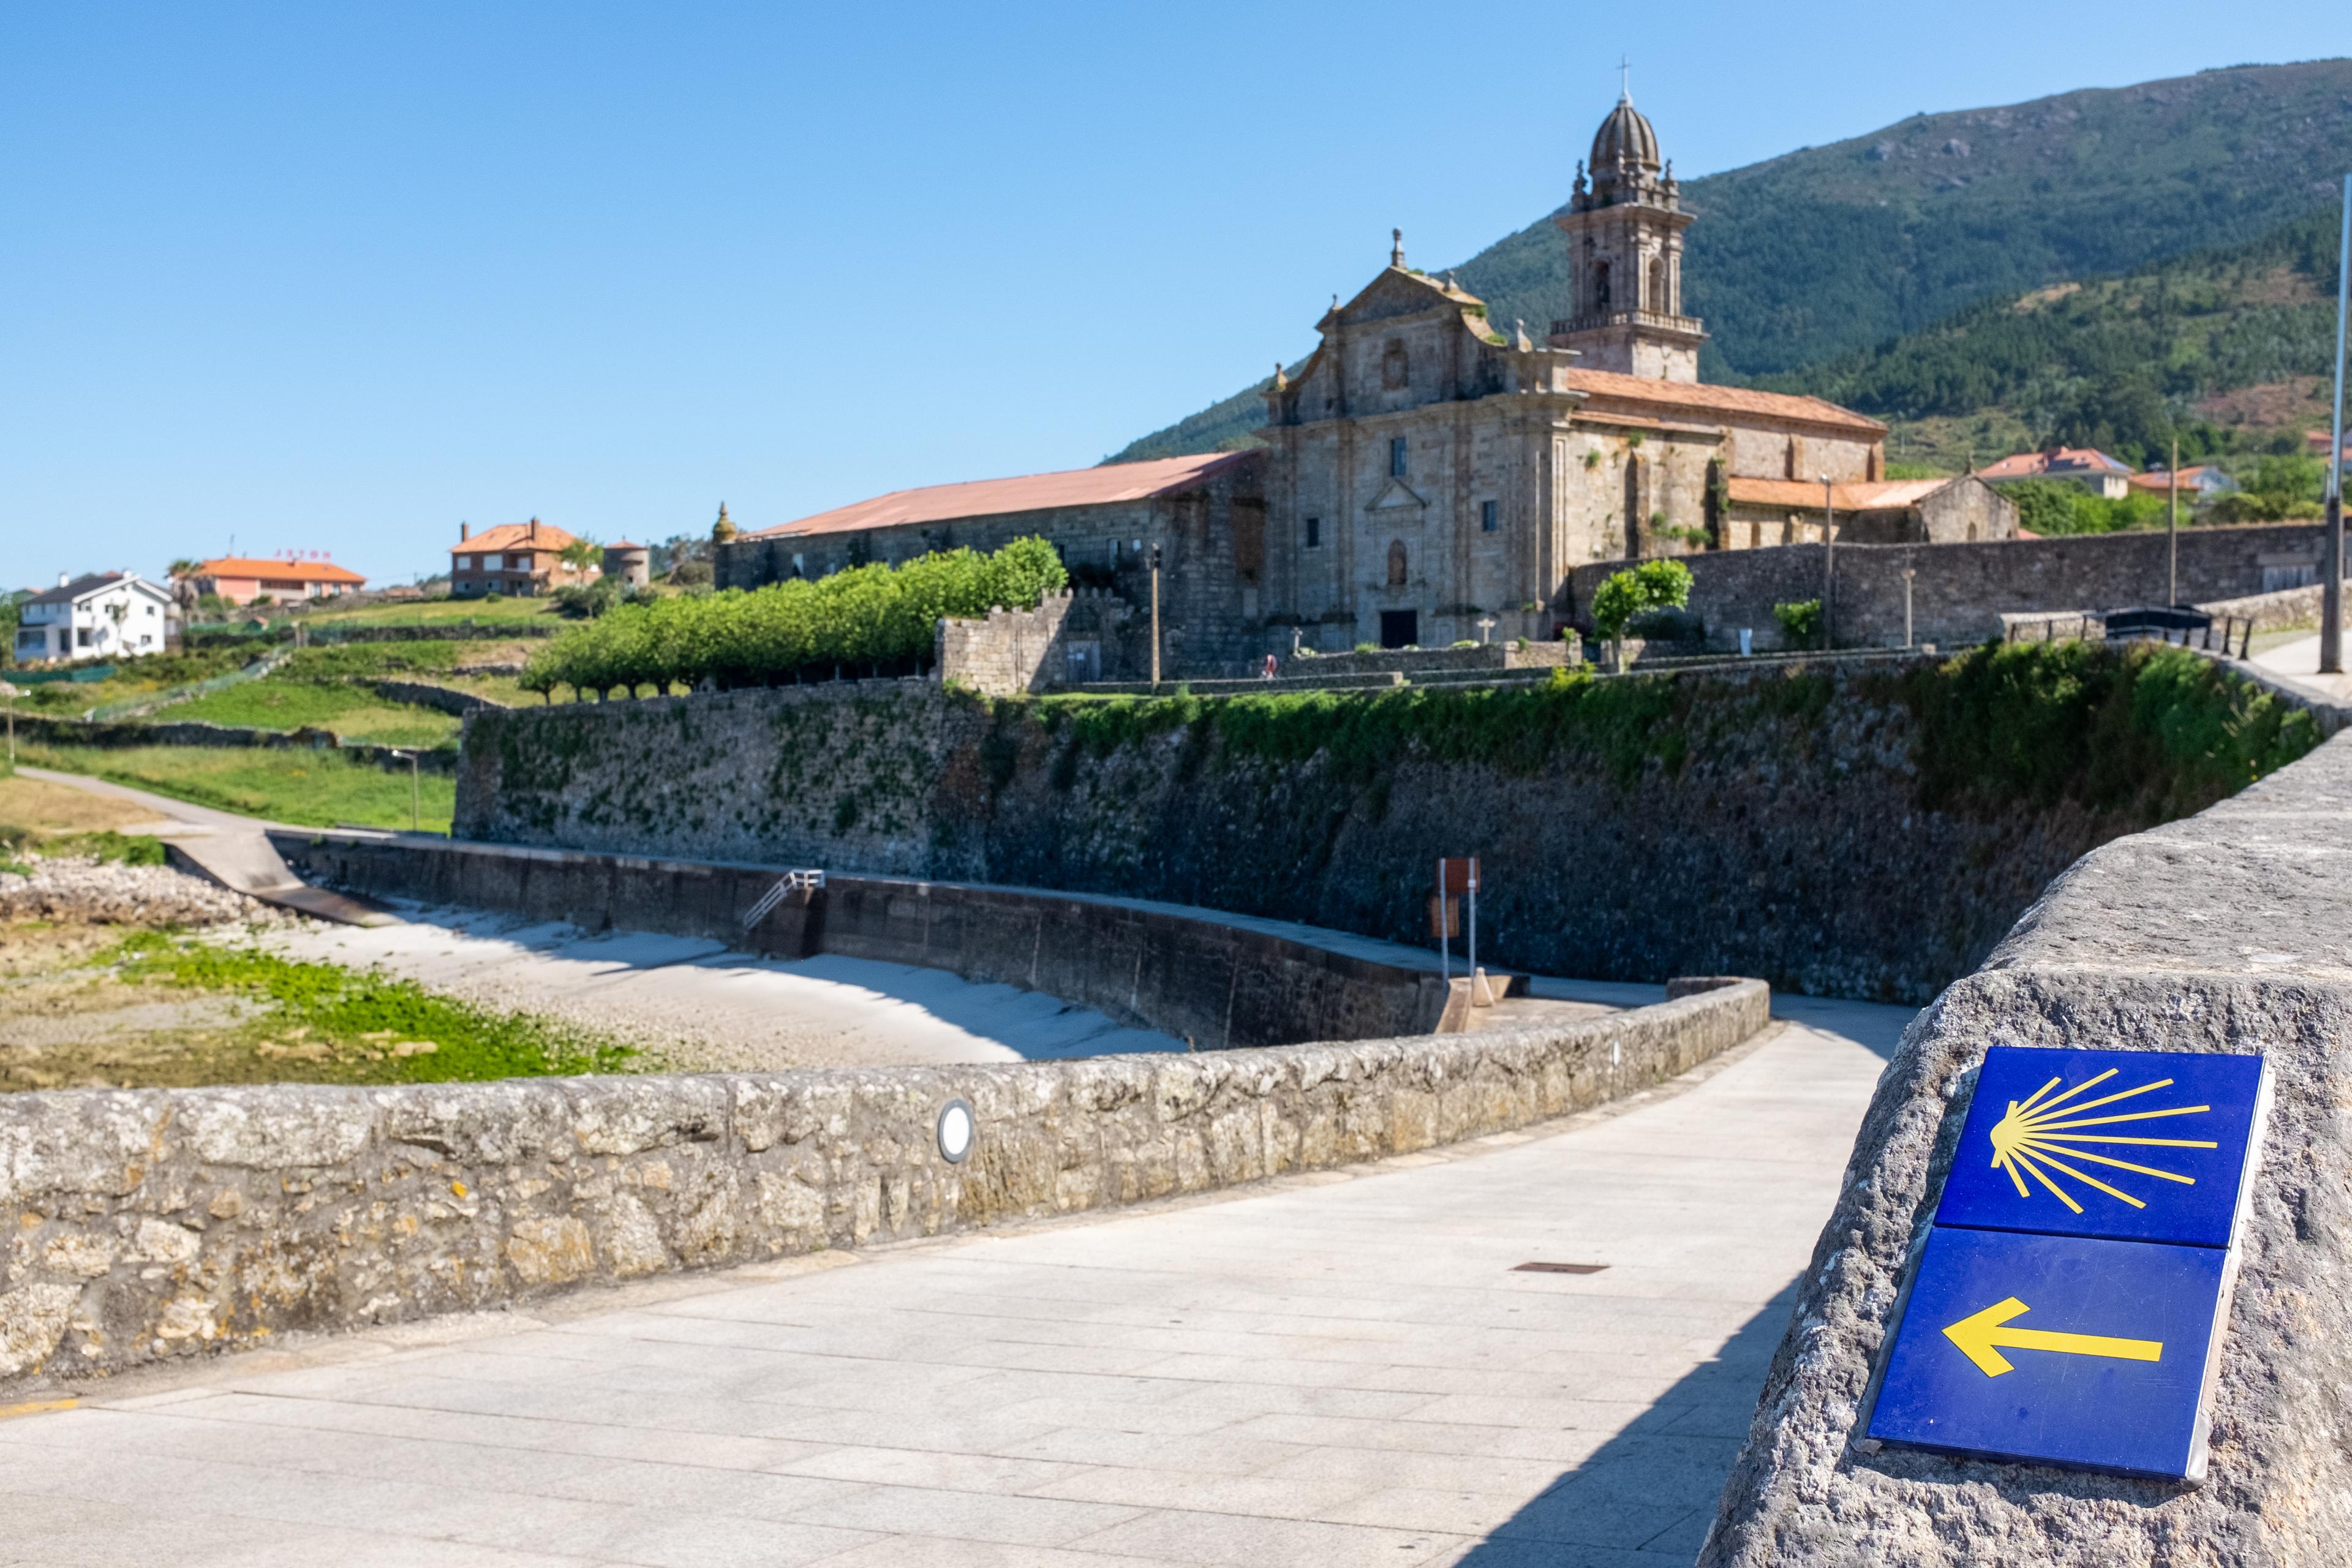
1259;91;1906;652
718;92;1991;670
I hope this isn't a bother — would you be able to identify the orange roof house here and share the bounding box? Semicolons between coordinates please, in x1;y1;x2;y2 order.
448;518;594;598
189;556;366;606
1977;447;2133;499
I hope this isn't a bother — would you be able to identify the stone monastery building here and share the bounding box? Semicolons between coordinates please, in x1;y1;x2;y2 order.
721;91;2011;668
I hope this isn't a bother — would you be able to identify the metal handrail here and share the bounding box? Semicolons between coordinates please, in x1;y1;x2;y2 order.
742;869;826;931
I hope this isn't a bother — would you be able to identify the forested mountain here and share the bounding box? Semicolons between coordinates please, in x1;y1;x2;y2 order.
1112;58;2352;463
1755;208;2343;470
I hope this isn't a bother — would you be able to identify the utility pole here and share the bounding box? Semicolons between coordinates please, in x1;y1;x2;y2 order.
2168;435;2180;608
2326;172;2350;676
1901;568;1916;650
0;681;16;766
391;749;420;832
1148;541;1163;688
1820;474;1836;649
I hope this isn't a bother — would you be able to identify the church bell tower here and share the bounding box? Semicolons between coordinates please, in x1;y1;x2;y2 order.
1549;78;1706;381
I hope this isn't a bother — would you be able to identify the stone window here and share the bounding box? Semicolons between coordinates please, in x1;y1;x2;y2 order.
1594;260;1612;312
1305;516;1321;549
1480;500;1498;533
1390;437;1408;478
1387;540;1408;587
1382;340;1409;391
1648;255;1666;311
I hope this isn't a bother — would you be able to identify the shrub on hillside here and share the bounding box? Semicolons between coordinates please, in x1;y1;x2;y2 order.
521;537;1068;698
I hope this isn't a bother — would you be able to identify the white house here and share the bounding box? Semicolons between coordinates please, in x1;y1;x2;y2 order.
13;573;179;665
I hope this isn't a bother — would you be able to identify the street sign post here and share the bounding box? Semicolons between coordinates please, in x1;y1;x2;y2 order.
1864;1046;2271;1480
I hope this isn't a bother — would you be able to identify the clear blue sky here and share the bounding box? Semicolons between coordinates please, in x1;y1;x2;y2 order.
1;2;2337;590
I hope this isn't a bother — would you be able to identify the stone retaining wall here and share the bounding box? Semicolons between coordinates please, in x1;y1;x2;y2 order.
1567;522;2329;652
1700;732;2352;1564
274;832;1472;1048
0;979;1768;1392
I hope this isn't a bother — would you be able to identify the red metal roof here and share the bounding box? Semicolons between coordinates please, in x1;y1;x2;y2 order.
744;453;1254;541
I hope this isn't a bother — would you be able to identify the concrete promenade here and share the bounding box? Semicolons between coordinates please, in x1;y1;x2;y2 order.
0;1000;1902;1567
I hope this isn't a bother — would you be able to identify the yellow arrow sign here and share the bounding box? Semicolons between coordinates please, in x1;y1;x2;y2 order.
1941;1296;2164;1378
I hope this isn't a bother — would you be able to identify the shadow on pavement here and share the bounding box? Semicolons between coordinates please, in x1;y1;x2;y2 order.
1449;1286;1794;1565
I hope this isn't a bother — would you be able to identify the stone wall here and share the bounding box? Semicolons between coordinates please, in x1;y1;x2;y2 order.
15;712;459;774
1700;729;2352;1567
1567;522;2331;651
935;594;1076;696
273;833;1475;1050
451;657;2244;1003
0;978;1767;1393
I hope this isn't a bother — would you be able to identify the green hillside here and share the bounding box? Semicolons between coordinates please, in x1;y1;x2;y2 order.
1114;58;2352;463
1760;206;2343;471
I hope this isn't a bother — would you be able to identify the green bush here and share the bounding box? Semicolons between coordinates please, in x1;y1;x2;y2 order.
521;537;1068;696
1592;559;1694;639
1774;599;1823;646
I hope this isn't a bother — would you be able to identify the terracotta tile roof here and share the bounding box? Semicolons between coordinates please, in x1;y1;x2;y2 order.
2127;465;2229;492
745;452;1254;541
195;556;366;584
1564;369;1885;434
1977;447;2130;480
1726;477;1954;510
453;521;579;556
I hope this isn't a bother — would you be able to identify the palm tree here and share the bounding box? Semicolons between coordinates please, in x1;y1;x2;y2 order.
165;558;203;613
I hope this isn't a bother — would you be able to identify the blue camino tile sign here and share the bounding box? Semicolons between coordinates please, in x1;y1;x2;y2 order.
1866;1046;2271;1481
1934;1046;2266;1248
1867;1226;2228;1477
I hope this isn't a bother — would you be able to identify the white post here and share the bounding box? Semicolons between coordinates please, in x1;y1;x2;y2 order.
1466;859;1479;994
1820;474;1836;649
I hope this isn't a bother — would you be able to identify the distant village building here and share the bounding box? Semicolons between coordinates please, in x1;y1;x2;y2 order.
187;555;366;606
13;572;178;663
1977;447;2134;499
719;90;1922;667
2128;465;2237;502
603;541;651;591
1722;474;2016;546
450;519;594;597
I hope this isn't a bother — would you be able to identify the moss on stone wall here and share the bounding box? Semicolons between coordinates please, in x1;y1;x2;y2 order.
458;644;2315;1001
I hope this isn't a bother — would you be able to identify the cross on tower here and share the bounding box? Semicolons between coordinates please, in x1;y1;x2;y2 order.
1619;55;1632;101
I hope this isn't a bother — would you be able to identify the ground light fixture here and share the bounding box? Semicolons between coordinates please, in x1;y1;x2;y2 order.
936;1099;976;1164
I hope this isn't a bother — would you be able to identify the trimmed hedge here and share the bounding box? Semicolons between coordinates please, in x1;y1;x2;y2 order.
520;538;1067;696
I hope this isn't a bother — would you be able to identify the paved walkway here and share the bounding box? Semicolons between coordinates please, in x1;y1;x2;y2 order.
0;1002;1901;1567
2250;631;2352;701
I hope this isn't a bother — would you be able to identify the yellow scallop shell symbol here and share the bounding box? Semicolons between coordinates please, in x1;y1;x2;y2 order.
1988;1069;2219;1214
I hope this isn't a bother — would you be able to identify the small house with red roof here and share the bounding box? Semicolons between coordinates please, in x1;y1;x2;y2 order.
188;555;366;606
450;519;594;598
2127;465;2238;502
1976;447;2135;499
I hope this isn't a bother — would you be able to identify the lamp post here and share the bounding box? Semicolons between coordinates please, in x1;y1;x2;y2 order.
1148;541;1164;689
1901;568;1916;650
2167;435;2180;608
390;749;420;832
1820;473;1836;650
2325;173;2350;677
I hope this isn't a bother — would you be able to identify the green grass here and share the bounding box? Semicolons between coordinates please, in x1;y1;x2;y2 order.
14;742;455;832
104;932;633;1084
151;679;460;748
307;595;564;627
0;827;170;867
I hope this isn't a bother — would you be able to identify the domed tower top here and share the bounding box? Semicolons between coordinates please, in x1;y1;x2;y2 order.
1589;94;1660;179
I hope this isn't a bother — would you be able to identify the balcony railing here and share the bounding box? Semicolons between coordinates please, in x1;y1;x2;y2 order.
1548;309;1704;337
